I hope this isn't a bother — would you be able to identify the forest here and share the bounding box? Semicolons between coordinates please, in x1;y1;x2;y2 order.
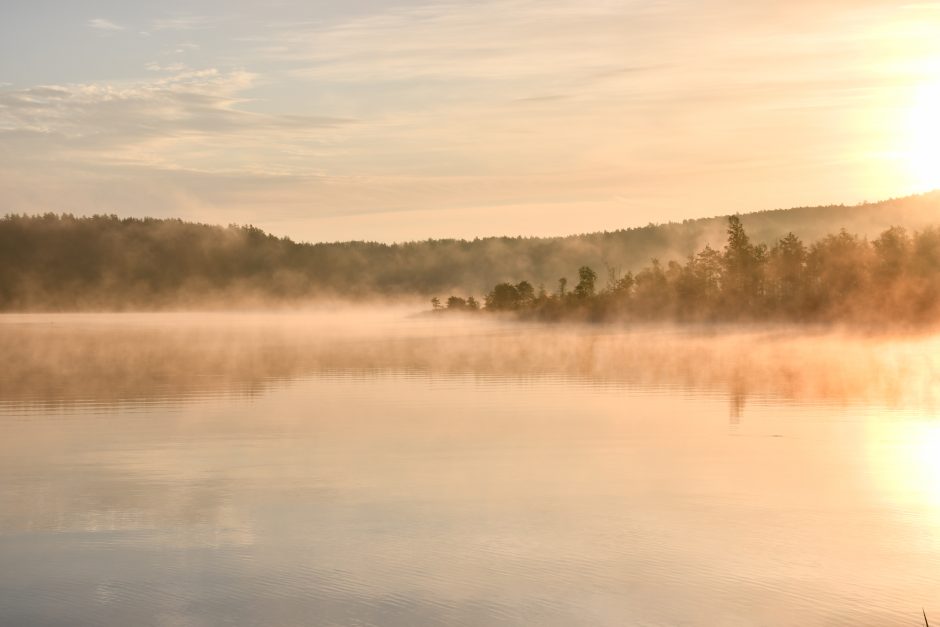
1;191;939;310
436;217;940;324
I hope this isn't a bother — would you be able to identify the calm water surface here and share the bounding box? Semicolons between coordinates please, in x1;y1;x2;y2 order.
2;312;940;626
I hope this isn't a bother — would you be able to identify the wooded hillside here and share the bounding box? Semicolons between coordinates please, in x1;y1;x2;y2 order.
2;191;938;309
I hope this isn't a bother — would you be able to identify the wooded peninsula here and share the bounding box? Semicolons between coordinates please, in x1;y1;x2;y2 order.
433;216;940;324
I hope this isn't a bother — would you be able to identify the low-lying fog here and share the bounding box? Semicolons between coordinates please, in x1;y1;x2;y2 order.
2;308;940;410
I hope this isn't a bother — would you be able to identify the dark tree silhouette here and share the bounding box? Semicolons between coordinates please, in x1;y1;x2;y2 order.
766;232;806;317
721;215;766;315
516;280;535;305
485;283;522;310
574;266;597;299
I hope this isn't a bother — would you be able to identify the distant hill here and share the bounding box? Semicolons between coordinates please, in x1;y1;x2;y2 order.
2;191;939;309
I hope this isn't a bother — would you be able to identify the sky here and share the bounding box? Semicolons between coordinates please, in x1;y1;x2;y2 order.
1;0;939;243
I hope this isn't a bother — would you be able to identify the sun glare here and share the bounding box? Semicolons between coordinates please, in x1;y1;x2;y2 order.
869;417;940;519
903;79;940;191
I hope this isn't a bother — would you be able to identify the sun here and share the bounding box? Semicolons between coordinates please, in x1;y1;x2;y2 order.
902;80;940;191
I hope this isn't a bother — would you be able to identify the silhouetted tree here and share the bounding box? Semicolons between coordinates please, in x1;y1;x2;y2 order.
806;229;870;317
766;232;807;316
721;215;766;315
872;226;911;283
516;281;535;305
632;259;670;317
446;296;467;310
485;282;522;310
574;266;597;299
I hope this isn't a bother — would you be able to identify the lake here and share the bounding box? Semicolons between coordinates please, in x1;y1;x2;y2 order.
2;311;940;626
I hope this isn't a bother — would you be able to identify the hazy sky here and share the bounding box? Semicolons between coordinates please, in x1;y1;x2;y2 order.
2;0;939;242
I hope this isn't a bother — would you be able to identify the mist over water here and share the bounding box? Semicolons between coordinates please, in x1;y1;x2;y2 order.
4;310;940;409
3;310;940;625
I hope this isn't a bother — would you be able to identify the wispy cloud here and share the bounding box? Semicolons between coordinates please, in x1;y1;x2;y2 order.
88;18;124;32
268;0;657;82
0;69;354;176
153;16;214;31
145;62;188;73
170;43;200;55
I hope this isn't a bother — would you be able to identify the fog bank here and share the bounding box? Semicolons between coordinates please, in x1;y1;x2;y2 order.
3;311;940;412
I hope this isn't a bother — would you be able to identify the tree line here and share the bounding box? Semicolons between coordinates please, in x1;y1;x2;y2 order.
2;195;940;311
434;217;940;324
